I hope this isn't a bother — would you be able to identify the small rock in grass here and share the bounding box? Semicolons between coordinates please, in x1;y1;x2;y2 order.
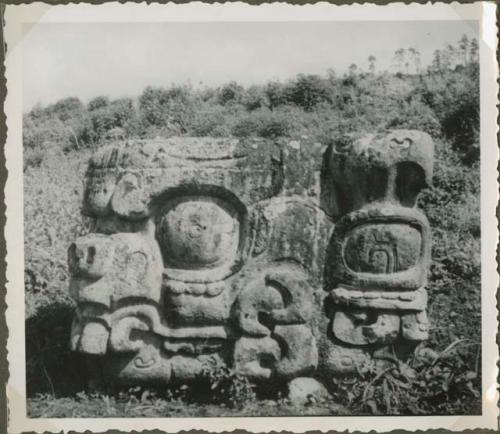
288;377;330;405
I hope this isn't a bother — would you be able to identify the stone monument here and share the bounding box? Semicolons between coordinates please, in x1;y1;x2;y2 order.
68;130;434;394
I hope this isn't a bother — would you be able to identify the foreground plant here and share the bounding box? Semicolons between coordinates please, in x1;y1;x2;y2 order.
330;340;481;415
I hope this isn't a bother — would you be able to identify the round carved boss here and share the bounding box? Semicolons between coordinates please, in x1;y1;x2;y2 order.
156;195;242;270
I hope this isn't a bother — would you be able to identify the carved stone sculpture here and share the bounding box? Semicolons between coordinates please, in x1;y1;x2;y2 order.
68;131;434;391
320;130;434;374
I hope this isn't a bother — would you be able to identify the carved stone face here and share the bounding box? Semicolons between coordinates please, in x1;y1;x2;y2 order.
325;130;434;291
156;196;241;272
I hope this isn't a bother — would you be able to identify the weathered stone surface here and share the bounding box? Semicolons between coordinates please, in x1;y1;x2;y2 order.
113;343;174;384
326;205;431;291
69;132;434;388
332;310;400;345
71;319;109;355
274;325;318;378
82;138;283;219
252;197;332;276
319;130;434;376
329;286;427;310
319;342;371;375
288;377;331;405
68;232;163;307
233;325;317;381
343;222;421;274
157;196;240;269
322;129;434;218
233;336;281;380
234;263;314;336
401;310;430;341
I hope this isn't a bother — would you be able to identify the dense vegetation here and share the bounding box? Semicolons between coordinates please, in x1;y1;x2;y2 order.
24;36;481;416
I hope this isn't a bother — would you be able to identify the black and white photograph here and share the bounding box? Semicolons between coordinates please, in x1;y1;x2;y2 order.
4;2;498;433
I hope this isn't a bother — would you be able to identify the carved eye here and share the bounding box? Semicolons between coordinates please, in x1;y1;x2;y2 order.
396;162;426;207
87;246;96;265
365;167;388;203
68;243;78;272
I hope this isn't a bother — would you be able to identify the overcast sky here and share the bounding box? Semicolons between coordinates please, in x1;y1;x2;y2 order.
22;21;478;110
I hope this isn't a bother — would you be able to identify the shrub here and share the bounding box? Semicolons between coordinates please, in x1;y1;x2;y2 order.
189;105;231;137
202;363;257;408
329;342;480;415
231;108;294;139
231;115;264;138
265;81;289;109
288;74;332;111
87;96;110;112
24;98;91;152
217;81;245;106
47;97;85;121
83;97;137;145
259;112;292;138
417;64;479;164
243;85;270;111
384;95;442;137
24;146;90;314
138;85;195;133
